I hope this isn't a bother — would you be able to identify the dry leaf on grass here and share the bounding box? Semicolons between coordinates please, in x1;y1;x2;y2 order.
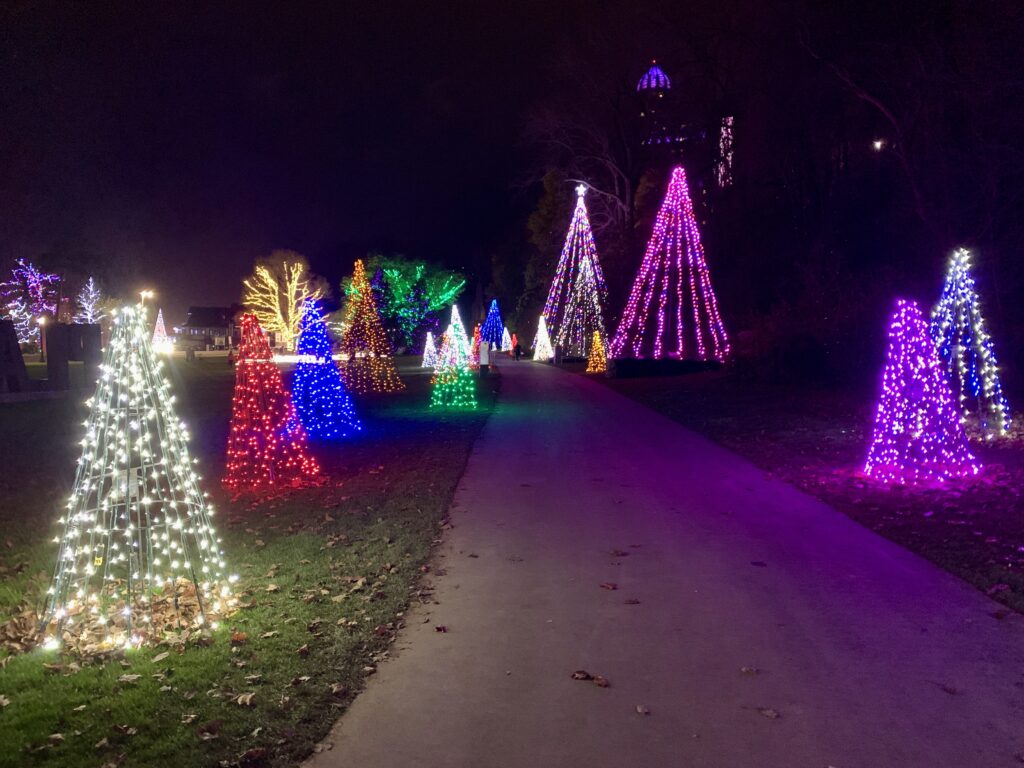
234;692;256;706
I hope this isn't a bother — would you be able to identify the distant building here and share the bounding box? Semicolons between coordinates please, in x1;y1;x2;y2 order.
174;305;246;349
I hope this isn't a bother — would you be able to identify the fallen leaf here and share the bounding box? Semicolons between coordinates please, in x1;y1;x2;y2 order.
599;582;618;591
624;598;641;605
593;675;610;688
235;692;256;706
636;704;651;715
757;707;780;719
152;651;170;663
238;747;269;767
94;737;109;750
571;670;592;680
117;674;142;684
181;713;197;724
434;625;448;633
48;733;64;744
231;632;248;646
258;630;278;639
0;695;9;708
265;584;280;593
740;666;760;676
329;683;347;696
296;644;310;657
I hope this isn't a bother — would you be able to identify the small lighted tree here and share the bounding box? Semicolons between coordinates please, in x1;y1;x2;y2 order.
40;305;236;651
448;306;471;363
430;330;477;409
501;327;512;353
292;299;361;440
1;259;59;344
480;300;504;348
422;331;439;368
586;331;607;373
864;299;980;485
242;251;326;350
533;315;553;361
469;325;481;369
610;166;729;361
339;259;404;393
931;248;1011;438
74;277;105;324
224;314;320;490
152;308;172;354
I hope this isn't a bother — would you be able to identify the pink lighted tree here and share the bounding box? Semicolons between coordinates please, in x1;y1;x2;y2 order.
864;299;980;485
610;165;729;361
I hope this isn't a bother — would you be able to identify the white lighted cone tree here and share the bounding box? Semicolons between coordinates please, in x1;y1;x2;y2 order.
421;331;439;368
533;315;553;361
152;308;172;354
501;327;512;352
40;305;236;651
930;248;1011;438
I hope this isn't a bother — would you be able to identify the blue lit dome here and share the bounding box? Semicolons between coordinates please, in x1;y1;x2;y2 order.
637;61;671;92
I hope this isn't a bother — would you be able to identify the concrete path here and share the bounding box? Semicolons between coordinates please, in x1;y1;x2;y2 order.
307;362;1024;768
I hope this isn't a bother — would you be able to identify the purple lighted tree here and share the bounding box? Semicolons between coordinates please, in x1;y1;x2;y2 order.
610;166;729;361
864;299;980;485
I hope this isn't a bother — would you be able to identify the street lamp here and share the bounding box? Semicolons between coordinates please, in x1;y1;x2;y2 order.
139;289;155;304
37;316;48;363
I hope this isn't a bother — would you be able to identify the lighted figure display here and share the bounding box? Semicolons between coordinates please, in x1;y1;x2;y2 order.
544;185;607;357
610;166;729;361
480;299;504;348
586;331;607;373
74;277;105;324
430;330;477;410
931;248;1011;438
501;327;512;353
864;299;980;485
510;332;519;354
292;299;361;440
422;331;439;368
469;324;481;369
1;258;59;344
152;308;172;354
339;259;404;393
40;305;236;650
224;314;320;490
533;315;554;361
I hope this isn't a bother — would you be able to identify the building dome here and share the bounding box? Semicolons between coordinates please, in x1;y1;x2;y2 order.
637;60;671;92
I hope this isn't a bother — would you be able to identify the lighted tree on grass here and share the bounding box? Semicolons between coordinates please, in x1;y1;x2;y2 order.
40;305;236;651
242;251;326;351
74;277;105;324
430;330;477;410
448;306;471;364
610;166;729;361
533;315;553;361
422;331;439;368
339;259;404;393
864;299;979;485
931;248;1011;438
292;299;361;440
501;327;512;352
1;258;59;344
480;299;504;347
586;331;607;373
545;185;607;353
152;308;172;354
224;313;320;490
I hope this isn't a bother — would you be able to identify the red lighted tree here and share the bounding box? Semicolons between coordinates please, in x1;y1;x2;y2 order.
340;259;405;393
223;313;320;490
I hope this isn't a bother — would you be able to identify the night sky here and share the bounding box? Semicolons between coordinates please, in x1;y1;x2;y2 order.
1;1;619;321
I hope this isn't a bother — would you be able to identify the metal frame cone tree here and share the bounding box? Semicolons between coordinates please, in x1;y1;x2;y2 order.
610;166;729;361
152;308;171;354
339;259;404;393
421;331;439;368
223;313;320;490
930;248;1011;438
480;299;504;347
40;305;236;651
430;329;477;409
864;299;980;485
448;306;471;363
501;327;512;353
545;185;607;357
292;299;362;440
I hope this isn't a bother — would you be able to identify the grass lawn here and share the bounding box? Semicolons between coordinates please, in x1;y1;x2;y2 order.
599;369;1024;615
0;357;496;768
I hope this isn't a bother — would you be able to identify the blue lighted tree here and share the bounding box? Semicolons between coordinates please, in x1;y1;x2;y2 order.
480;299;504;347
292;299;362;439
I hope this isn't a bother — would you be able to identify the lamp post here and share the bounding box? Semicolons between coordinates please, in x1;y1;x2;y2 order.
37;316;48;363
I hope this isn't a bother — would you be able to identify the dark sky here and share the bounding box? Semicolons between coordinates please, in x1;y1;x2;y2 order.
0;1;599;322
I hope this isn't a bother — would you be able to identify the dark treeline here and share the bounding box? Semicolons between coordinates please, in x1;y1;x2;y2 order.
491;0;1024;390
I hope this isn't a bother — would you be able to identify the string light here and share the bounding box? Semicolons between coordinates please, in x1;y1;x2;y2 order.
1;259;59;344
40;305;236;650
716;116;734;188
242;257;324;351
73;277;105;325
291;299;362;440
421;331;439;368
544;185;607;357
864;299;980;485
429;329;477;409
223;314;320;490
339;259;404;394
480;299;504;348
533;316;553;361
501;327;512;353
610;165;730;362
469;325;481;370
151;309;173;354
930;248;1011;439
586;331;607;373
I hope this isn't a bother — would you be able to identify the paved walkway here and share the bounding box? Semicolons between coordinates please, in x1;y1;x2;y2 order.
308;362;1024;768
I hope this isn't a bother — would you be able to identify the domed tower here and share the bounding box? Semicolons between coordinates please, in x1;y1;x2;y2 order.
637;60;673;147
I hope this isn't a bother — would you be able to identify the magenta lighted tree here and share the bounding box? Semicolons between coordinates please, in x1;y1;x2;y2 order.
610;166;729;361
864;299;979;485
